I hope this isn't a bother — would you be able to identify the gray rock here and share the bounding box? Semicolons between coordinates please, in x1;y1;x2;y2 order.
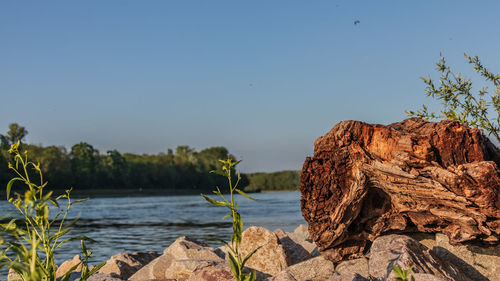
98;251;159;280
334;258;369;278
369;234;471;281
282;255;335;281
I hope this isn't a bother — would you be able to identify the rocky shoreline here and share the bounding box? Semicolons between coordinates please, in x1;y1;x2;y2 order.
10;224;499;281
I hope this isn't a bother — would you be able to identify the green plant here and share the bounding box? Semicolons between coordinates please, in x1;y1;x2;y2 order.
0;141;104;281
392;265;415;281
201;158;259;281
406;53;500;143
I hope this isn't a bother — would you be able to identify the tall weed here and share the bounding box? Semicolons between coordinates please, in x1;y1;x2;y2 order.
0;141;103;281
201;158;259;281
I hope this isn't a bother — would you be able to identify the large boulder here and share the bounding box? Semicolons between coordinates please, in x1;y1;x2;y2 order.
238;226;292;276
300;118;500;262
369;235;471;281
129;236;223;281
98;251;159;279
56;255;83;279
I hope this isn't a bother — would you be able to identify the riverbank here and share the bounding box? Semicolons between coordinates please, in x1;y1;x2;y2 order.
0;188;298;199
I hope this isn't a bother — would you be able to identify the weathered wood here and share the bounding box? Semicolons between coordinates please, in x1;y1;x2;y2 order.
300;118;500;262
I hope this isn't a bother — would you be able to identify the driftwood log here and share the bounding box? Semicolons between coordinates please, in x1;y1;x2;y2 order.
300;118;500;262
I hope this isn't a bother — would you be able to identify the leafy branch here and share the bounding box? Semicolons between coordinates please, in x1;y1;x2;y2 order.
406;53;500;143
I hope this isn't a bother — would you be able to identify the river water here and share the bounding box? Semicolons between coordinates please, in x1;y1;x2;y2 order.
0;191;305;267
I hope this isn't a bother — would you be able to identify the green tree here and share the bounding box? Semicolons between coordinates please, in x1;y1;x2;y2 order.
1;123;28;149
407;53;500;143
244;170;299;192
28;145;72;190
103;149;129;188
70;142;99;189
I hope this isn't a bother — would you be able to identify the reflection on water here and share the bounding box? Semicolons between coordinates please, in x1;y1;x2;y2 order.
0;191;305;266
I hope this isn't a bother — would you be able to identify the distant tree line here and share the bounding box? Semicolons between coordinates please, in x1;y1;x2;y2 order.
0;123;299;193
244;170;300;192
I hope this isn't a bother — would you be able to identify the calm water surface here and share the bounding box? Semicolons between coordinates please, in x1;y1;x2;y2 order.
0;192;304;267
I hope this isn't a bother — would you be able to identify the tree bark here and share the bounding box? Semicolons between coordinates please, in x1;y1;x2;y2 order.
300;118;500;262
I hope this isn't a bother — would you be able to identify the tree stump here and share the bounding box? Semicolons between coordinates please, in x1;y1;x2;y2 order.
300;118;500;262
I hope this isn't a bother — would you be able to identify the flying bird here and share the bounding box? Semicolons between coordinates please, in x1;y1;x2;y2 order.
354;20;360;25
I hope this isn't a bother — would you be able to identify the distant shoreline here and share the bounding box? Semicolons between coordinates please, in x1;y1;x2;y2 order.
0;188;299;199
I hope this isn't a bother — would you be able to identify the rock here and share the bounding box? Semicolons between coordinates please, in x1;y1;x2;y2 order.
300;118;500;262
216;244;229;259
281;255;335;281
266;271;297;281
164;236;223;261
56;271;81;281
129;236;223;281
274;227;318;262
238;226;292;276
286;225;319;258
8;268;21;281
278;234;313;264
83;273;124;281
186;263;234;281
164;259;218;280
369;235;471;281
412;274;447;281
293;224;311;242
55;272;124;281
128;252;174;280
432;232;500;281
326;273;369;281
56;255;83;278
98;251;159;279
334;258;368;278
407;232;437;250
274;229;287;239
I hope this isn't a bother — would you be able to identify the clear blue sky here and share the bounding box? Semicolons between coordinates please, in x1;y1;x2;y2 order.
1;1;499;172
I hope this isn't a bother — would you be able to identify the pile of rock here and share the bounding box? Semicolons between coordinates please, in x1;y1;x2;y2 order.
25;225;329;281
16;223;498;281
